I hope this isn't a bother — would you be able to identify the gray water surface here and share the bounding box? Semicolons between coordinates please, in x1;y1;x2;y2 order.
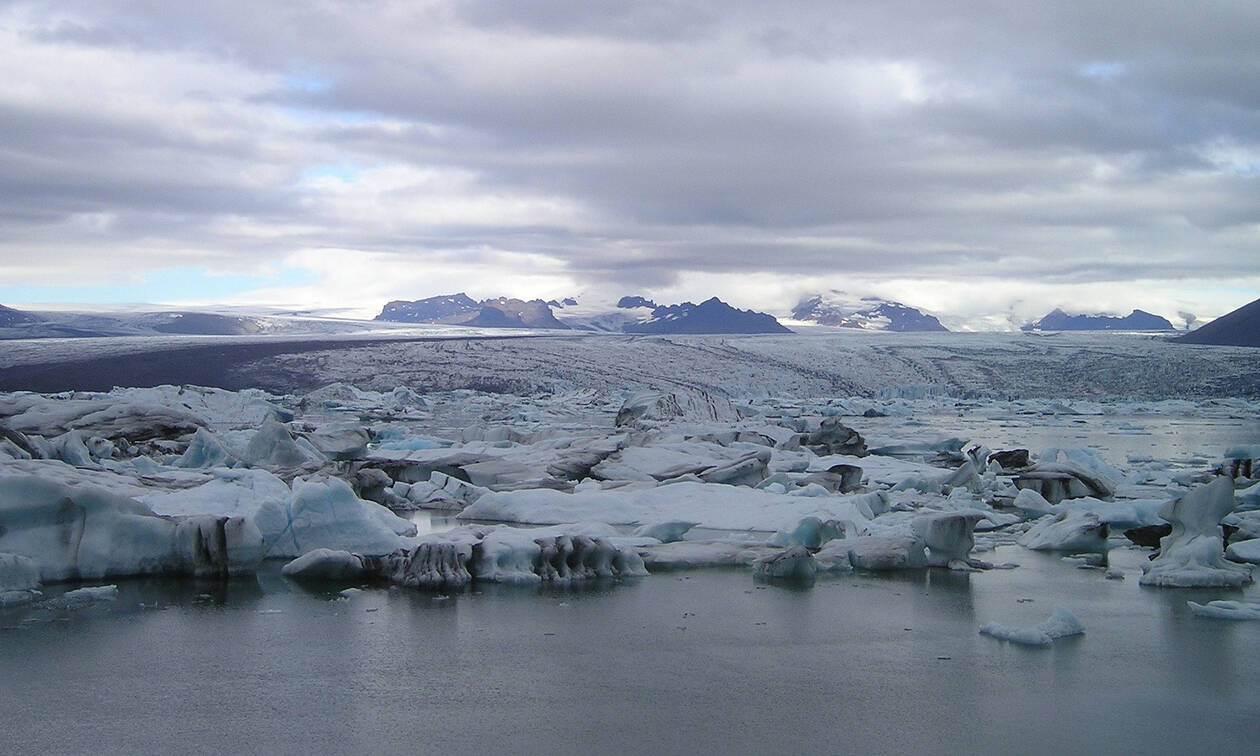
4;548;1258;755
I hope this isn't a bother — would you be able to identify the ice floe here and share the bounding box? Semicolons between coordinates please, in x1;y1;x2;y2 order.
979;607;1085;646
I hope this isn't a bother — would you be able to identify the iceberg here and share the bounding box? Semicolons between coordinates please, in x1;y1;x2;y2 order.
1186;600;1260;620
769;516;845;549
254;477;417;558
0;475;263;582
0;552;42;606
1225;538;1260;564
1018;510;1109;553
753;546;817;580
280;548;368;581
633;520;699;543
1140;477;1253;587
979;606;1085;646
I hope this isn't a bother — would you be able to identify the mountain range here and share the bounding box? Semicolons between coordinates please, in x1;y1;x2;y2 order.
376;294;792;334
1021;308;1174;332
376;294;570;329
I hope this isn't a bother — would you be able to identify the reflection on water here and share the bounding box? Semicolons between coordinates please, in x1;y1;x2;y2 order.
4;556;1258;754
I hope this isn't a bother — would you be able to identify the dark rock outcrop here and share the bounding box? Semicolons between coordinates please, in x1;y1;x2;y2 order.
1176;297;1260;348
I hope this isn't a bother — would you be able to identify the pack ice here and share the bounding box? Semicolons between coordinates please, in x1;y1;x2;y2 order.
2;378;1258;604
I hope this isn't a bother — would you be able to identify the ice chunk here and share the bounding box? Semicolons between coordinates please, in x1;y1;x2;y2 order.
614;390;734;427
1012;488;1056;518
633;520;699;543
1186;600;1260;620
299;423;369;461
753;546;817;581
1140;477;1254;588
0;475;262;582
241;416;325;469
912;511;984;567
368;540;474;589
1225;538;1260;564
769;516;845;549
844;536;927;570
1018;510;1109;553
254;477;418;558
459;481;881;533
172;515;265;577
807;417;868;456
697;450;770;486
43;584;119;609
1234;481;1260;512
1014;461;1115;504
281;548;368;581
0;552;42;606
979;606;1084;646
637;541;763;569
174;428;238;469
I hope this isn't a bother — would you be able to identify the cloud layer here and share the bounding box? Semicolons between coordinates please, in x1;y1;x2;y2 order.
1;1;1257;326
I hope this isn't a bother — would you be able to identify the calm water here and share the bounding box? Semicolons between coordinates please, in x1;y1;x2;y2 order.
4;547;1258;755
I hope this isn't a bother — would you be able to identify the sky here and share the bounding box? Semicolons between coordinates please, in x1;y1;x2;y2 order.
0;1;1257;329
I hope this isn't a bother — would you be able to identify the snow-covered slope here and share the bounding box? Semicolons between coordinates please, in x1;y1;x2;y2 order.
790;293;948;332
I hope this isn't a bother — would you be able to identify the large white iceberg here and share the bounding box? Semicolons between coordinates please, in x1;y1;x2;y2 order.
0;475;263;582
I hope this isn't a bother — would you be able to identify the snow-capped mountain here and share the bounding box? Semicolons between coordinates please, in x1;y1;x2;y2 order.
1021;308;1174;332
624;297;792;334
376;294;569;329
790;293;948;332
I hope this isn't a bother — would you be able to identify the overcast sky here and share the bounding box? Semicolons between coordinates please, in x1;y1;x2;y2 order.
1;1;1257;328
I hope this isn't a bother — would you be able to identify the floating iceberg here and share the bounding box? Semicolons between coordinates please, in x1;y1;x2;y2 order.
753;546;817;580
0;475;263;582
0;552;41;606
1140;477;1253;588
254;477;417;558
1186;600;1260;620
1018;510;1109;553
980;606;1085;646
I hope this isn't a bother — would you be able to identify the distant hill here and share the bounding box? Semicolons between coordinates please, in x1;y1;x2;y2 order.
0;304;40;327
375;294;569;329
1021;308;1174;332
623;297;792;334
792;294;947;332
136;312;264;335
1176;297;1260;347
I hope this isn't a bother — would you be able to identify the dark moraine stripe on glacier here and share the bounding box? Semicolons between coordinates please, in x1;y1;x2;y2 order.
0;334;557;393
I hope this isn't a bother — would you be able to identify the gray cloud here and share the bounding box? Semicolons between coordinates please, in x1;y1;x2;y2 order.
0;0;1256;320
